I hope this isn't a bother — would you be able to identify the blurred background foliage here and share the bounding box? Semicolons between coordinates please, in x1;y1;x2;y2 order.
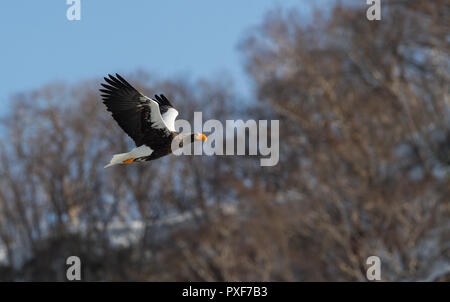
0;0;448;281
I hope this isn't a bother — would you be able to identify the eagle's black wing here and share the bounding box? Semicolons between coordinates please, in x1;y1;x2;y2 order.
100;74;171;146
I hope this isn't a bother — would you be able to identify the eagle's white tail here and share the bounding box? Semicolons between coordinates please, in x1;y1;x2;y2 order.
104;146;154;168
104;153;130;168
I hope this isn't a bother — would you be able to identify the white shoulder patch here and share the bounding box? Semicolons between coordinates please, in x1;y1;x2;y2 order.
148;99;168;130
161;108;179;132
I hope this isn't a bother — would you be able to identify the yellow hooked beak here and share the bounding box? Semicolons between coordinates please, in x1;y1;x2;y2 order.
195;134;207;141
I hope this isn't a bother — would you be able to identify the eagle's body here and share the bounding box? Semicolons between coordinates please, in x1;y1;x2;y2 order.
100;74;206;168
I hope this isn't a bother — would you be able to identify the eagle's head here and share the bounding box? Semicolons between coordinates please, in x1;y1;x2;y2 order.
173;132;207;150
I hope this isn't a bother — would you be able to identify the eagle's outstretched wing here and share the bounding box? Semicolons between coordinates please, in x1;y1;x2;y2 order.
100;74;174;146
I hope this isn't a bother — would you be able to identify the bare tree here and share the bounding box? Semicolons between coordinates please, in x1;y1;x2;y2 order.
239;0;449;281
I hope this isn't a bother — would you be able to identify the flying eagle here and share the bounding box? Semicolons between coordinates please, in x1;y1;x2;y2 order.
100;74;207;168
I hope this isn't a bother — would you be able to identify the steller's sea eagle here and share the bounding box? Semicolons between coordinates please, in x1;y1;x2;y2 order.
100;74;207;168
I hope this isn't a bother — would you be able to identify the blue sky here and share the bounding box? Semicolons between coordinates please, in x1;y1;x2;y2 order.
0;0;330;108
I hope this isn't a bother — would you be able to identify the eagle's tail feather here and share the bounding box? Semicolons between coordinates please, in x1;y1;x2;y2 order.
104;146;153;168
104;153;132;168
